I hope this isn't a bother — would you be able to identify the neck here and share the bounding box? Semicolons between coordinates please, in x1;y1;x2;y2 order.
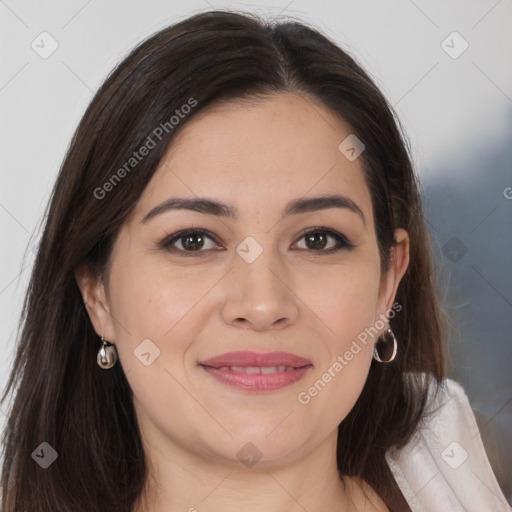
132;427;357;512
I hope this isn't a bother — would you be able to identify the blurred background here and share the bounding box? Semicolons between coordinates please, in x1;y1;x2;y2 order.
1;0;511;504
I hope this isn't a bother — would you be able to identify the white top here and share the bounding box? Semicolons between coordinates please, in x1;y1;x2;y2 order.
385;377;511;511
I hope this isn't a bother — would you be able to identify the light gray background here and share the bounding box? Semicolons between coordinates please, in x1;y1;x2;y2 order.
1;0;511;504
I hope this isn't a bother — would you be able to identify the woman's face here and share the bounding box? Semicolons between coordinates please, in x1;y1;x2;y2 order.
81;92;408;468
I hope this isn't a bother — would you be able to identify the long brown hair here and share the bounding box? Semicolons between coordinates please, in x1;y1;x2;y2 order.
1;10;446;511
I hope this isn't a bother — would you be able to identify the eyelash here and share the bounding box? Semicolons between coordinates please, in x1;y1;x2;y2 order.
159;227;355;257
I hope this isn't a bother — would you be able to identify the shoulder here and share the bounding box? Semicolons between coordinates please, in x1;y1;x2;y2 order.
385;374;512;512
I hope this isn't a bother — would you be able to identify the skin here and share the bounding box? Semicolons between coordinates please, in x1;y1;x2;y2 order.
76;92;409;511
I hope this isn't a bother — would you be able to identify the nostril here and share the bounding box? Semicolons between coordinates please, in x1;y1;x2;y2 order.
231;318;248;327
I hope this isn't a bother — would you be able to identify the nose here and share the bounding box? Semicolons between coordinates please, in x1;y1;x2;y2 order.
220;241;300;331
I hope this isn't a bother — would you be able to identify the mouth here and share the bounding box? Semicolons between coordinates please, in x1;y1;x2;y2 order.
198;351;313;392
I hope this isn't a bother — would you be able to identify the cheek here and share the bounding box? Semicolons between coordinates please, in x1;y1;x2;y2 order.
110;245;212;327
297;257;381;345
106;254;208;372
106;259;214;433
293;261;380;421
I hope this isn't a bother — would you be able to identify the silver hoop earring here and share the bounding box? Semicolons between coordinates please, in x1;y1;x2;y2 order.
97;335;118;369
373;327;397;363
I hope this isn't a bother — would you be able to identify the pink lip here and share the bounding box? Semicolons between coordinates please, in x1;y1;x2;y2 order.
199;351;313;392
199;350;312;368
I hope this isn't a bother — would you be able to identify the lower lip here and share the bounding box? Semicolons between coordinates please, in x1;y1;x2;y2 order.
200;365;312;392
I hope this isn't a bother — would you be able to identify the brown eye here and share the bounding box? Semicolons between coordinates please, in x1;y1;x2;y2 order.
294;228;354;253
160;229;221;256
180;233;206;251
304;231;328;250
160;227;354;257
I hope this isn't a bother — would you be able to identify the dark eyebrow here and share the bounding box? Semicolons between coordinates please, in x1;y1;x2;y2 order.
141;195;365;225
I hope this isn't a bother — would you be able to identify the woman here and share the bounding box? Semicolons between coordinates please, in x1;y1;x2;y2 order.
1;9;509;512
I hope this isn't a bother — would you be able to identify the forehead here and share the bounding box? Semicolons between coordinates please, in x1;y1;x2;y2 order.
133;92;373;223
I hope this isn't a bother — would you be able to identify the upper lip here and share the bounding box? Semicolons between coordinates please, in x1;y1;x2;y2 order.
199;351;312;368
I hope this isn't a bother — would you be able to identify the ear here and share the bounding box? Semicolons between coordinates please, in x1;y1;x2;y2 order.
75;265;116;342
377;228;410;317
